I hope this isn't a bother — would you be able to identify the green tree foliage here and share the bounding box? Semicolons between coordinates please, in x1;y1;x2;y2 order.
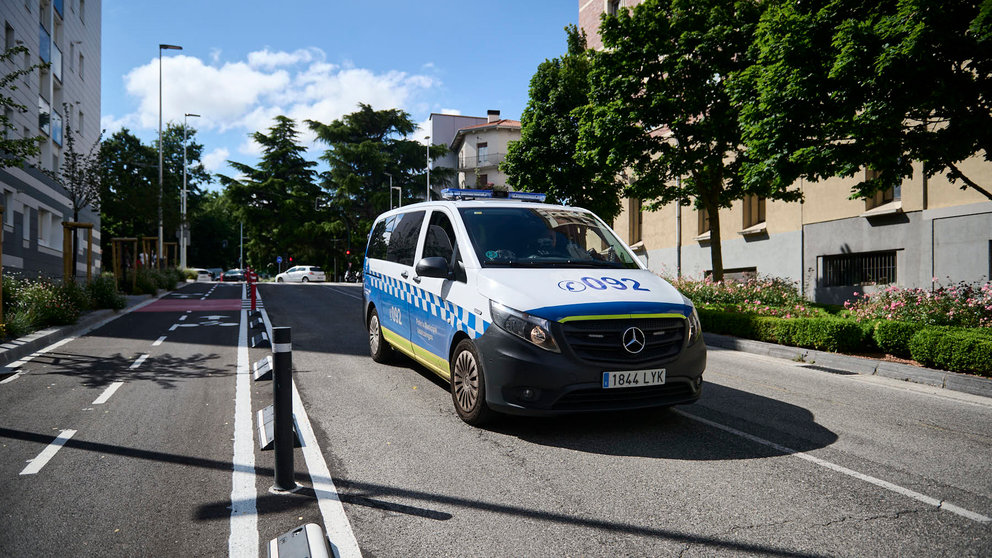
307;104;448;255
0;46;45;168
502;26;623;221
55;103;102;279
188;190;239;268
219;116;323;271
578;0;774;281
98;129;158;245
738;0;992;200
98;124;212;265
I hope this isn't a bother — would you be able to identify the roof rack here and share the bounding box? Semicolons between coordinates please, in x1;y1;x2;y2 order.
440;188;547;202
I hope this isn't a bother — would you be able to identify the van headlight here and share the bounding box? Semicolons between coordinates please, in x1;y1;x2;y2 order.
686;305;702;346
490;301;560;353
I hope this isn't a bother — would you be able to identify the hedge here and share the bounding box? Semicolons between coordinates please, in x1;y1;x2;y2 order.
700;309;992;377
909;328;992;377
698;310;865;353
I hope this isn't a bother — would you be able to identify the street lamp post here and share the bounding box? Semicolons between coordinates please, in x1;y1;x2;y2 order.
158;43;182;269
385;172;394;209
425;136;430;201
181;112;200;270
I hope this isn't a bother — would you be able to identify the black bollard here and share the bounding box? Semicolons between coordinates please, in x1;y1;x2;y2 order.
272;326;297;492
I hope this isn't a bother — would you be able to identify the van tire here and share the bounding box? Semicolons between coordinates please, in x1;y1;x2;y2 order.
368;307;394;363
450;339;493;425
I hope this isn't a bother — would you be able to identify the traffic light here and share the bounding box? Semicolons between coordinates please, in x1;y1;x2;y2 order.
346;250;350;256
289;256;293;262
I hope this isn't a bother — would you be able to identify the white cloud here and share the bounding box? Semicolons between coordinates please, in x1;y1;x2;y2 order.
248;48;322;70
201;147;230;172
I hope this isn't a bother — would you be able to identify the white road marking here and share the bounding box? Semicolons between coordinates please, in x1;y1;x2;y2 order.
153;336;167;346
229;287;258;558
169;324;179;331
130;354;149;369
676;409;992;524
258;299;362;557
1;337;78;383
92;381;124;405
20;429;76;475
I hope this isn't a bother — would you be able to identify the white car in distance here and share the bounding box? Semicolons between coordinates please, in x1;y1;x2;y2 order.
275;265;326;283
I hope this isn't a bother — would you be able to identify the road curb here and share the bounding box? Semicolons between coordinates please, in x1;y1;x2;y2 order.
703;332;992;399
0;292;158;369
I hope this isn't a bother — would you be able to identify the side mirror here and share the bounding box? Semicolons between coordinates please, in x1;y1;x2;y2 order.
415;256;450;279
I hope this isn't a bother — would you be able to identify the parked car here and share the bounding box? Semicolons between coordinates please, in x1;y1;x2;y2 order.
194;269;213;282
275;265;326;283
220;269;245;282
206;267;224;281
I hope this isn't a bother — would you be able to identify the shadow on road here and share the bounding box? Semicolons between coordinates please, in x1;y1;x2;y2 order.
26;351;229;389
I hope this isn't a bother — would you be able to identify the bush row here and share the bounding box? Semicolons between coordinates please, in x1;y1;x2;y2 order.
699;310;992;377
1;273;128;340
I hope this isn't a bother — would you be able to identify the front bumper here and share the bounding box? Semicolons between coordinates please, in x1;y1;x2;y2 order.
474;324;706;416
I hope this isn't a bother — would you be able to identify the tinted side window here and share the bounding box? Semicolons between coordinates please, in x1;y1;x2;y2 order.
423;211;456;261
386;211;425;266
367;218;389;260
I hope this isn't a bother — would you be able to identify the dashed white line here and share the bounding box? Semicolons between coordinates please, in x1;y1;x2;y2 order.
92;381;124;405
676;409;992;524
169;324;180;331
130;354;149;369
20;429;76;475
153;336;167;346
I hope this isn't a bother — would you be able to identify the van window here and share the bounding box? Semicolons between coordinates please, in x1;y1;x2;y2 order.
385;210;425;266
458;207;638;269
367;218;389;260
423;211;456;261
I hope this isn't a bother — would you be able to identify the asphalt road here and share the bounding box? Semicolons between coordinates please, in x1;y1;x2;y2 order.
0;281;989;557
263;283;992;557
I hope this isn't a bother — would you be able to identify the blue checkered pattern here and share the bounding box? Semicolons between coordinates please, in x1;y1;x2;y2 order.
367;272;489;339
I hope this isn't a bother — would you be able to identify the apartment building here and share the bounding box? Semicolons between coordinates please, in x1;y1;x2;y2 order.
579;0;992;304
1;0;101;279
448;110;521;190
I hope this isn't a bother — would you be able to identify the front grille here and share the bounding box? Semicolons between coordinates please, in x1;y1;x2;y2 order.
552;381;696;411
560;317;686;365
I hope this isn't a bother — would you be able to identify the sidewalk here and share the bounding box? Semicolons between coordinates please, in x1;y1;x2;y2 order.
0;293;157;370
704;332;992;399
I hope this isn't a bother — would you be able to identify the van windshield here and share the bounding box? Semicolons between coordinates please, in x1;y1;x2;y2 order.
458;207;640;269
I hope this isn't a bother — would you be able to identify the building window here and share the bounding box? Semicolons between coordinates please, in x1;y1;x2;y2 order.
79;0;85;23
629;198;642;243
78;52;83;80
77;109;83;135
38;207;62;248
698;207;711;235
3;109;13;140
51;107;62;146
38;96;50;135
864;169;901;210
743;195;766;228
4;23;14;51
475;173;488;187
4;190;15;227
477;141;488;165
822;250;897;287
606;0;621;16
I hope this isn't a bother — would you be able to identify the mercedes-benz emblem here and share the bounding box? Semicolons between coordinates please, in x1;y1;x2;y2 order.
622;327;646;354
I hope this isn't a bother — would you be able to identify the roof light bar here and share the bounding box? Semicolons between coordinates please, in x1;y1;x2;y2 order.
440;188;547;202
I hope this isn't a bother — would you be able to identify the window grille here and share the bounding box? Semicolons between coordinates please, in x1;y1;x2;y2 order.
822;250;897;287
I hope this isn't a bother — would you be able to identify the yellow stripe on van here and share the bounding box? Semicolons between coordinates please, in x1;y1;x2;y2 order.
380;327;451;381
558;313;686;323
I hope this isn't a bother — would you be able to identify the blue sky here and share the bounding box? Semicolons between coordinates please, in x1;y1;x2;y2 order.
100;1;579;189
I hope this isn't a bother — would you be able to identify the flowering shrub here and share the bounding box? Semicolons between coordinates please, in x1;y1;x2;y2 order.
844;280;992;328
2;273;129;340
668;275;823;318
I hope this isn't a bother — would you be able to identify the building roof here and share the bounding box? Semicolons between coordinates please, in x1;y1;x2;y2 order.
449;119;522;150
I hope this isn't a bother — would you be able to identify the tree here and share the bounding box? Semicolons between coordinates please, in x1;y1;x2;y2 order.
159;122;210;256
1;46;46;168
98;129;158;249
502;25;624;221
307;104;449;255
578;0;777;281
55;104;101;279
737;0;992;201
219;115;322;270
188;190;239;269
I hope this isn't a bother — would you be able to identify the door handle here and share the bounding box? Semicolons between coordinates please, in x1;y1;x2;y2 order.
401;271;409;279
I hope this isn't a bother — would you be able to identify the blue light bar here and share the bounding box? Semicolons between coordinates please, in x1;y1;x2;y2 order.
441;188;493;199
440;188;547;202
508;191;547;202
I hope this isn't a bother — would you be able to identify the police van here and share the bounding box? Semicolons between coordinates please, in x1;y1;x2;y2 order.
362;188;706;425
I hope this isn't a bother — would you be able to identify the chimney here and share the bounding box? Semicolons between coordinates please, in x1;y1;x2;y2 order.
487;109;500;123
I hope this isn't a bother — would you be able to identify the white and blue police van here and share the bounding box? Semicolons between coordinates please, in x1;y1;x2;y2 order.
362;188;706;425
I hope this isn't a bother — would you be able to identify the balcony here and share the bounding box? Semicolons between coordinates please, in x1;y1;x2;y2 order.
458;152;506;170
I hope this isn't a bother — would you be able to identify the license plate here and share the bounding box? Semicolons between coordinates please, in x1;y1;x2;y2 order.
602;369;666;389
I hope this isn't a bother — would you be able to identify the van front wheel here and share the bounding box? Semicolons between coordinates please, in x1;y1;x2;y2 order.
450;339;493;425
